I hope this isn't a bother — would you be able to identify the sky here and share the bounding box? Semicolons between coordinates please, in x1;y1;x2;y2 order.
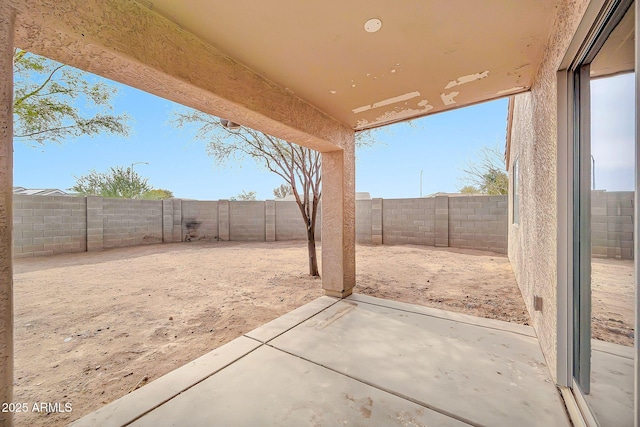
591;72;635;191
13;65;633;200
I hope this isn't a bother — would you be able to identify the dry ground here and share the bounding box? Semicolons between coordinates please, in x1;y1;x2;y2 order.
591;257;635;345
11;241;632;426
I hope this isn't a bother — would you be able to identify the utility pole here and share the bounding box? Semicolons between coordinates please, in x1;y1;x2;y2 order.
420;170;423;197
131;161;149;176
590;155;595;190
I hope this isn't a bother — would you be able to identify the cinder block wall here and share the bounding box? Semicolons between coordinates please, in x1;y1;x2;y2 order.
13;194;86;258
448;196;508;253
102;198;163;248
180;200;322;242
11;194;571;258
181;200;219;241
275;201;321;241
382;198;436;246
355;200;372;244
171;199;182;242
591;191;634;259
229;201;266;241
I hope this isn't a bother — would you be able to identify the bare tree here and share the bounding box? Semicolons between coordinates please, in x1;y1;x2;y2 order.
458;144;508;195
231;190;258;201
173;111;324;276
273;183;292;199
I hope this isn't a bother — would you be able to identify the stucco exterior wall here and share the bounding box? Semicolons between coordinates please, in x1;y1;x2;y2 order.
507;0;590;382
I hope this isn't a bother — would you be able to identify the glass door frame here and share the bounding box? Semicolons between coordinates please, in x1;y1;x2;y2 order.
556;0;638;425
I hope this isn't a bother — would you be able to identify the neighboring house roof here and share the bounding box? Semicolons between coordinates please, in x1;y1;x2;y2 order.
275;194;312;202
13;187;69;196
422;192;471;198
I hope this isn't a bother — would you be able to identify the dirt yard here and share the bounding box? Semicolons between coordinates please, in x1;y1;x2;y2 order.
591;257;635;345
11;241;632;425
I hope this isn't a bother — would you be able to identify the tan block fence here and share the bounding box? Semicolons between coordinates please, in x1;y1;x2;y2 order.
13;194;518;258
591;191;634;259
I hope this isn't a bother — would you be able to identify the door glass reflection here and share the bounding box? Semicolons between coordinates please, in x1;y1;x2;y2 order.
582;5;635;424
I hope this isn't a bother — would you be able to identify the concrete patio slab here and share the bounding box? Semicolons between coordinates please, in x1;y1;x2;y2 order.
346;294;537;337
129;345;470;427
271;297;570;427
585;340;634;427
245;295;339;343
70;337;261;427
72;295;570;426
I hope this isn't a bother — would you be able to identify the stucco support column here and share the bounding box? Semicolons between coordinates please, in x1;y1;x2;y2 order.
321;141;356;298
0;4;15;427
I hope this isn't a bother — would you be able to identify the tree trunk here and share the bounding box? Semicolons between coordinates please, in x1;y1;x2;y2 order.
307;226;319;276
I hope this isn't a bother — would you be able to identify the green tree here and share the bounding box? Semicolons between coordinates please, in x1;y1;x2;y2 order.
141;189;174;200
230;190;257;201
273;183;292;199
479;168;509;195
71;166;154;199
459;185;479;194
458;144;508;195
13;49;130;145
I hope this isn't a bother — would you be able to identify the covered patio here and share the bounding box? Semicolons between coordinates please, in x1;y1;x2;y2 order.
2;0;630;426
71;295;570;427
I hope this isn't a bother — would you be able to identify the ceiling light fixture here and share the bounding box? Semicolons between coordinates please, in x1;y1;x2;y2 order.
220;119;241;131
364;18;382;33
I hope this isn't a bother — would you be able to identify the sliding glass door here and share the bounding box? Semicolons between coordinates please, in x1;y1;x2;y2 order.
572;1;636;425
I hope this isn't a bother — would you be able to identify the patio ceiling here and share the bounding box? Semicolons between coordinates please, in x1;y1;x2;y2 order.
591;3;635;78
139;0;560;130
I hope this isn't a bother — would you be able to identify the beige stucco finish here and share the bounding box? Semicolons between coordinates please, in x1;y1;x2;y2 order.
0;5;14;427
322;147;356;297
142;0;560;130
508;0;590;382
9;0;352;154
